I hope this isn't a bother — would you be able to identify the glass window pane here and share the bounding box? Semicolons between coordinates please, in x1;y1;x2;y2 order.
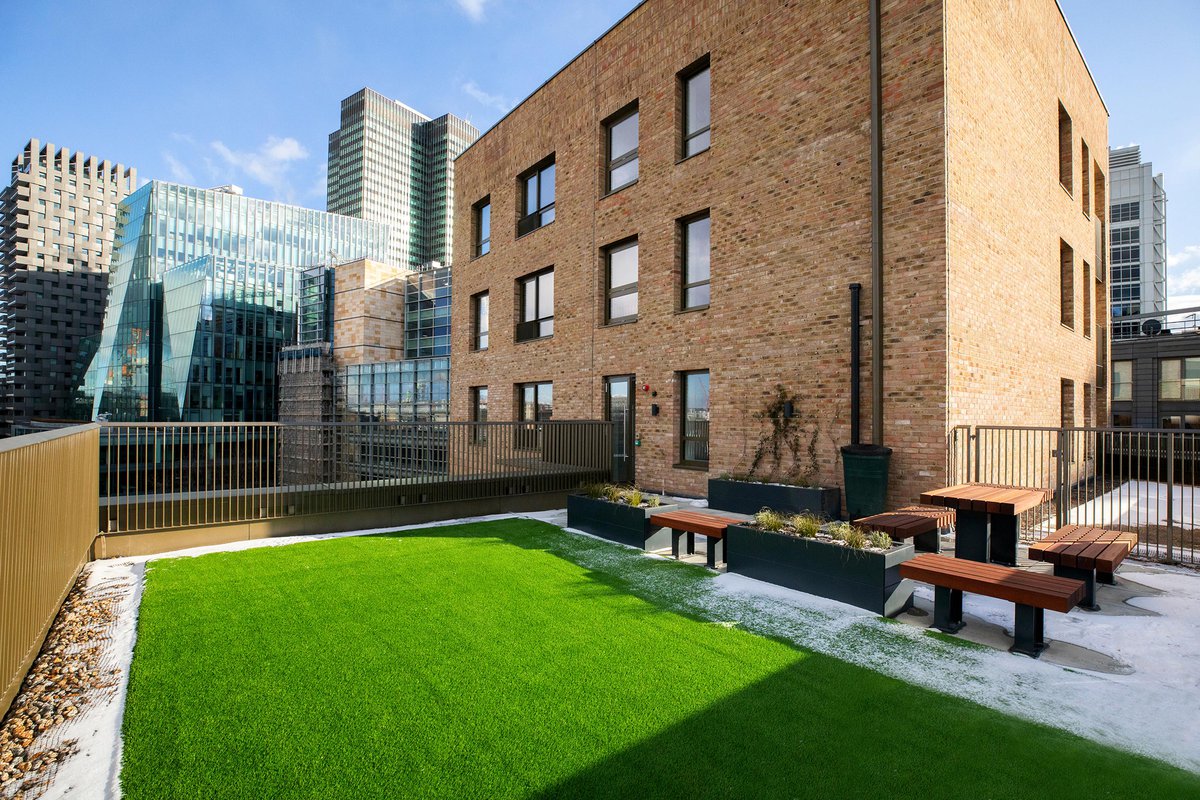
480;203;490;242
538;271;554;318
538;383;553;420
609;292;638;320
609;158;638;190
525;175;538;215
609;243;638;288
685;129;711;157
609;112;638;159
540;163;555;208
542;205;555;225
685;284;710;308
524;279;537;322
685;217;710;283
686;68;710;134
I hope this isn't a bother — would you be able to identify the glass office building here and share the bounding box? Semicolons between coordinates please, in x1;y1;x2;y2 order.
404;266;451;359
327;88;478;267
83;181;388;421
336;358;450;422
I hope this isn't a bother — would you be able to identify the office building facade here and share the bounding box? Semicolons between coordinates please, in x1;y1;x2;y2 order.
83;181;388;421
1108;145;1167;339
326;88;478;268
450;0;1108;505
0;139;136;434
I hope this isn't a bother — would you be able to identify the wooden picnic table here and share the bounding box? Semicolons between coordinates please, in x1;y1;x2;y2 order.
1027;525;1138;610
919;483;1049;566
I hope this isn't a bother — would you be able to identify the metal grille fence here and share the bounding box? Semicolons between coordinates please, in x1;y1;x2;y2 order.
101;420;612;534
950;425;1200;564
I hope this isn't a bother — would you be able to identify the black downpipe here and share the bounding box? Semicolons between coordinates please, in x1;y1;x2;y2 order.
869;0;884;445
849;283;862;446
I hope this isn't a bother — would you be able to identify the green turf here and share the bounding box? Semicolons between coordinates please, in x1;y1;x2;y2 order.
121;519;1200;799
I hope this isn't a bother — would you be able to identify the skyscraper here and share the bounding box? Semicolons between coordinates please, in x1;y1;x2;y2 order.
1109;145;1167;338
83;181;388;421
326;88;478;268
0;139;136;435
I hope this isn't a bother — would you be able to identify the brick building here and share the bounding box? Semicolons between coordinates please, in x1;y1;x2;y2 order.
449;0;1109;505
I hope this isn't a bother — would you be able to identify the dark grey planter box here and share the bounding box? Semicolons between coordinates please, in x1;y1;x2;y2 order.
725;524;914;617
708;478;841;519
566;494;679;551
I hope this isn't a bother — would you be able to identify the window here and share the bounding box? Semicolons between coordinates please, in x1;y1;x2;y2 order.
681;56;711;158
605;105;639;192
471;386;488;442
474;197;491;257
1058;102;1072;193
1162;415;1200;430
517;382;553;421
516;268;554;341
1160;358;1200;401
1111;201;1139;222
1060;240;1074;328
679;370;710;466
472;291;489;350
1083;261;1092;336
1081;140;1090;216
518;158;555;236
604;239;638;323
1112;413;1132;427
1060;378;1075;428
681;212;711;309
1093;162;1106;219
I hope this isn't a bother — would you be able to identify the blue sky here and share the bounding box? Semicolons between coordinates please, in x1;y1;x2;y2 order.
2;0;1196;306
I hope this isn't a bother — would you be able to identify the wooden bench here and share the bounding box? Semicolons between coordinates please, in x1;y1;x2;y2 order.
899;553;1085;657
1028;525;1138;610
648;510;745;569
855;505;956;553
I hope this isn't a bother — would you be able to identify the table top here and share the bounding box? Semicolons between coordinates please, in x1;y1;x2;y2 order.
919;484;1049;516
1027;525;1138;571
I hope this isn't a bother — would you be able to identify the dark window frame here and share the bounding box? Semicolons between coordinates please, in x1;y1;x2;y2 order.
516;267;554;342
680;55;711;159
678;369;710;467
471;385;489;443
1060;239;1074;329
604;103;639;193
471;291;489;351
603;237;639;324
680;210;711;310
1058;102;1073;194
473;196;491;257
517;156;556;237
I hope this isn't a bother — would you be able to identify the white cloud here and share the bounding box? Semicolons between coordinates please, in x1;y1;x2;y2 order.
210;136;310;202
461;80;511;113
162;151;194;183
1169;245;1200;270
309;161;329;201
453;0;490;22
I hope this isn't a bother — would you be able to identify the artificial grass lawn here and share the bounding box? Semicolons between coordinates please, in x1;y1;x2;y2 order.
121;519;1200;799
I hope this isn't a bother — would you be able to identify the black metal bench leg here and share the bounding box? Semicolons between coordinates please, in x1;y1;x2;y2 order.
671;530;682;559
954;509;990;563
933;586;965;633
914;529;940;554
1097;570;1116;586
707;536;723;569
989;514;1019;566
1011;604;1046;658
687;532;696;555
1053;564;1099;610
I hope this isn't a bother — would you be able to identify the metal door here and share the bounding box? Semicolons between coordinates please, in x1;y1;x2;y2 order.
605;376;635;483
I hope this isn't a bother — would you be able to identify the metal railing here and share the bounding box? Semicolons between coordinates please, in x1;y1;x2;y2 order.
100;420;613;535
1;424;99;717
950;424;1200;564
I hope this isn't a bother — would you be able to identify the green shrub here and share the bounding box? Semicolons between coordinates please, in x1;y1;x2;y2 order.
580;483;606;499
603;484;622;503
647;495;663;508
827;521;852;541
754;508;785;532
843;527;869;549
624;489;644;507
869;530;893;551
790;514;821;538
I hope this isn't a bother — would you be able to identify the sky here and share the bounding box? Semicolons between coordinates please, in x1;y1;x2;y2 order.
1;0;1196;308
